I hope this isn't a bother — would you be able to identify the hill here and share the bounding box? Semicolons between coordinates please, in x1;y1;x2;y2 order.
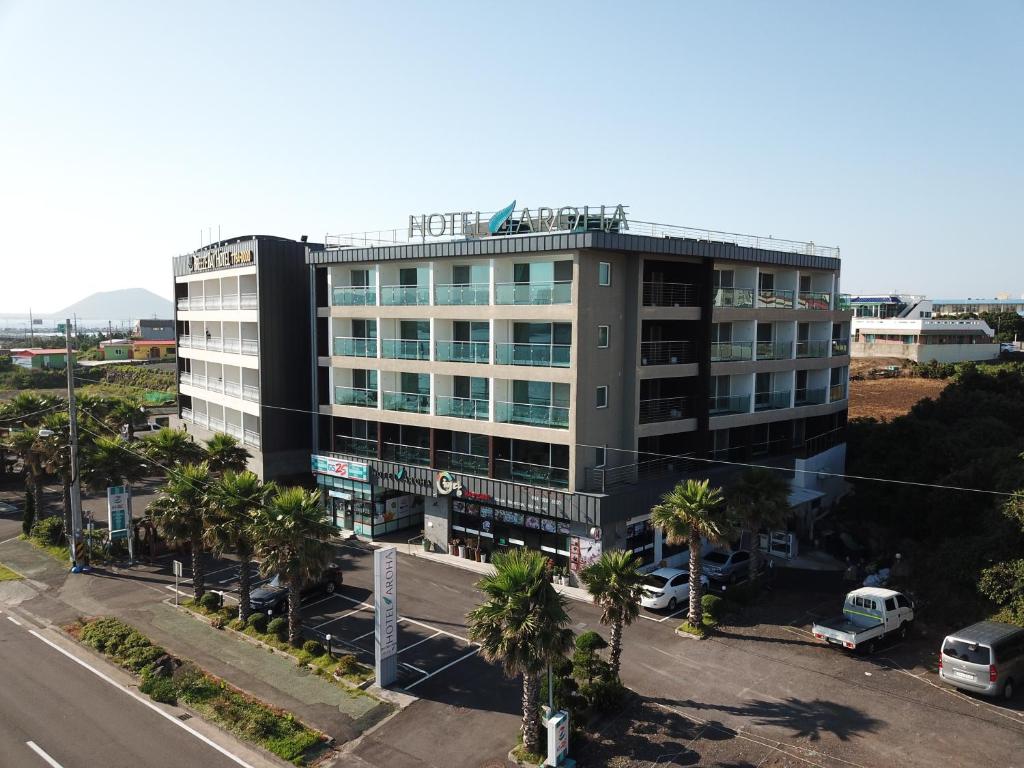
50;288;173;323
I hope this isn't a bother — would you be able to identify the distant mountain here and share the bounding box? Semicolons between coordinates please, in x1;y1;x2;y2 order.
50;288;173;324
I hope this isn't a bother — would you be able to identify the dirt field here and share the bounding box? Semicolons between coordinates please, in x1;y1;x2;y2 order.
848;376;948;421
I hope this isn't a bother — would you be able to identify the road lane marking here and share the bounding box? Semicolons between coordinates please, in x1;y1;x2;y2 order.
26;741;64;768
7;615;23;626
404;647;480;690
28;630;259;768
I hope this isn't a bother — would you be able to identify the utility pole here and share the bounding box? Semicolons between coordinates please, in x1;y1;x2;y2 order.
65;318;84;571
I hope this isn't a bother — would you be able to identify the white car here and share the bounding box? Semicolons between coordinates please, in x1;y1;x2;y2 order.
640;568;710;611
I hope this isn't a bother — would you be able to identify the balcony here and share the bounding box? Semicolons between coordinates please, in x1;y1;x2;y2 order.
798;291;831;310
241;339;258;355
713;287;754;308
494;343;570;368
831;338;850;356
754;390;792;411
381;339;430;360
380;285;429;306
709;394;751;415
381;443;430;465
795;340;830;358
640;340;695;366
756;340;793;360
334;386;379;408
435;396;489;420
436;450;489;475
795;387;828;406
585;454;696;492
176;298;189;310
332;286;376;306
333;337;378;358
240;292;258;309
711;341;753;363
435;341;489;364
494;281;571;305
494;459;569;489
642;282;700;307
837;294;852;311
383;391;430;414
758;289;795;309
435;284;489;305
638;397;691;424
243;429;261;449
829;383;848;402
242;384;260;402
335;435;378;458
494;401;569;429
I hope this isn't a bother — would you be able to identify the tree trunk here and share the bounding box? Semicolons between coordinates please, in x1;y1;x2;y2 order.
238;554;252;623
287;576;302;646
191;536;205;601
522;671;540;755
608;618;623;680
62;478;72;548
32;473;44;521
749;525;762;582
688;533;703;626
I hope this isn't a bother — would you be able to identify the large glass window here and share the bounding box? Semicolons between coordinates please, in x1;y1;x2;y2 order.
400;372;430;394
452;264;488;285
399;267;427;286
453;320;489;342
351;269;369;287
454;375;488;400
400;320;430;340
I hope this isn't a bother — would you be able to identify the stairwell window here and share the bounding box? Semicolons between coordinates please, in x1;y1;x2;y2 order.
598;262;611;286
597;325;610;348
596;386;608;409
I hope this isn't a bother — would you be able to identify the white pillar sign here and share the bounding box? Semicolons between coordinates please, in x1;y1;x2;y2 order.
374;546;399;687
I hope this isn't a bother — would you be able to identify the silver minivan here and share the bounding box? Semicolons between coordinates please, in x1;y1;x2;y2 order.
939;621;1024;700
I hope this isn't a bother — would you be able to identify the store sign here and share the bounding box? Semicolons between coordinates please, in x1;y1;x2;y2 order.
374;467;433;489
407;203;628;240
189;249;254;272
435;470;463;496
107;485;131;541
311;454;369;482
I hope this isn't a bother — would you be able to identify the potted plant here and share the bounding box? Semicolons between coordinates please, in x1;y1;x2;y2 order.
479;549;488;564
457;539;467;559
448;540;457;556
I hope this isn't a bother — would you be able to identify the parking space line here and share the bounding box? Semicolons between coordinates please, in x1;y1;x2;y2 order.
7;615;23;627
401;662;428;675
350;629;376;643
312;605;370;630
181;563;239;583
399;616;470;644
26;741;64;768
399;631;442;654
404;647;480;691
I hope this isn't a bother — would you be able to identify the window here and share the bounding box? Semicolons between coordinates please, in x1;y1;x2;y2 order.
596;386;608;408
799;274;812;292
712;269;734;289
595;446;606;467
895;594;911;609
885;597;897;612
598;262;611;286
597;325;609;348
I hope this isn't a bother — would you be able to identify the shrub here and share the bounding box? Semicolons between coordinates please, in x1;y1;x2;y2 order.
302;639;325;658
199;591;224;612
335;654;359;674
247;612;269;633
266;617;287;639
227;618;245;631
30;516;66;546
140;674;178;704
701;594;724;622
122;644;166;673
572;630;609;686
580;676;626;714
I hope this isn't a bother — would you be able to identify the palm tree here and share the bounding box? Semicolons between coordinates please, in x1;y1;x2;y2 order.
727;468;792;580
252;487;334;644
206;471;273;622
81;435;147;492
579;549;644;679
204;433;251;475
143;427;204;472
149;462;212;601
4;428;47;517
651;479;732;627
467;549;575;755
35;412;76;538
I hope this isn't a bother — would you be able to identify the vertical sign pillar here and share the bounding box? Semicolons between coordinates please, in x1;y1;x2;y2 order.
374;546;399;687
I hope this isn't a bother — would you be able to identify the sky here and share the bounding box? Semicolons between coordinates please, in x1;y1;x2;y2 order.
1;1;1022;313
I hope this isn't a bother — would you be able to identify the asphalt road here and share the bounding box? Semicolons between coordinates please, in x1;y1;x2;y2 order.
0;612;263;768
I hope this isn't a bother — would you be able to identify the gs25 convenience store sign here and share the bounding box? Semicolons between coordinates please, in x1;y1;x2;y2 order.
311;454;370;482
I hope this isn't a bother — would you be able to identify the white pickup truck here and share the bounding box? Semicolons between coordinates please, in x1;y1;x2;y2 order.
812;587;914;654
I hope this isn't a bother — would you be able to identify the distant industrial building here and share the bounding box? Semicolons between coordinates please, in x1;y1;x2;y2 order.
931;298;1024;316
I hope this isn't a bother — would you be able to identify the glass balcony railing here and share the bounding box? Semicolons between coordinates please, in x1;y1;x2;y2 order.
831;338;850;356
494;281;571;305
829;383;848;402
380;285;429;305
381;339;431;360
837;294;852;311
754;390;792;411
795;340;830;358
333;337;377;357
435;450;489;475
642;282;700;307
435;340;489;364
435;396;489;420
640;340;695;366
756;340;793;360
334;386;379;408
709;394;751;415
381;443;430;466
435;284;490;305
638;397;691;424
494;343;571;368
335;435;378;458
710;341;753;362
494;401;570;429
713;287;755;308
383;391;430;413
795;387;828;406
798;291;831;310
332;286;376;306
758;289;795;309
494;459;569;489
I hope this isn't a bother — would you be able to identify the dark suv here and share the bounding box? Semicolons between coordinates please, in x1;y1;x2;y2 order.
249;565;343;614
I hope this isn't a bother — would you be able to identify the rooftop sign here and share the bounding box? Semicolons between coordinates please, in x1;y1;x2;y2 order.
189;249;254;272
407;203;628;241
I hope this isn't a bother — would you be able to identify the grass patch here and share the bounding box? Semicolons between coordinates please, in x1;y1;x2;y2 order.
0;563;23;580
72;617;324;763
676;615;717;637
511;740;545;765
19;533;70;563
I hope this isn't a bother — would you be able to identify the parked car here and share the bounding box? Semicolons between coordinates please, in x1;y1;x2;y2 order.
130;422;165;439
939;620;1024;700
249;565;343;614
640;567;709;611
701;549;752;583
812;587;914;654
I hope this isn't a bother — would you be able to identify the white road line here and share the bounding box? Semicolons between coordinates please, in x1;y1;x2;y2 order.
0;535;22;545
400;631;442;654
26;741;64;768
181;563;239;583
401;662;428;675
399;615;470;644
29;630;259;768
404;647;480;690
350;629;376;643
312;605;371;630
7;615;23;626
